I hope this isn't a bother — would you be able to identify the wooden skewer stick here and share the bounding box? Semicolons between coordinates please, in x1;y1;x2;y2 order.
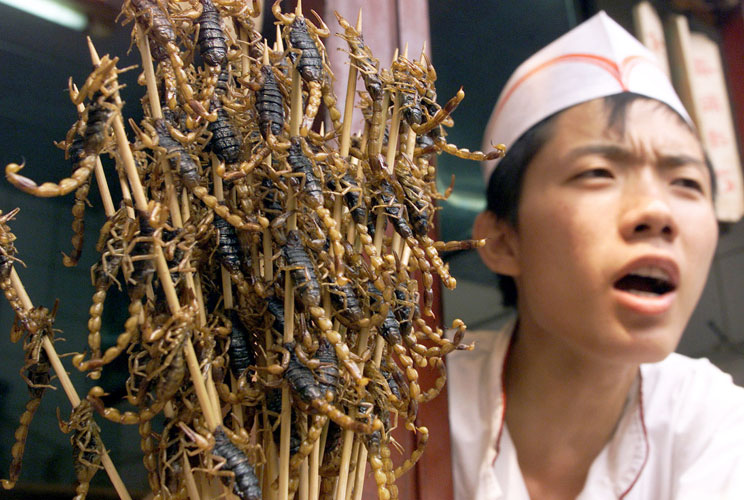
256;42;280;500
115;165;136;219
86;37;221;432
8;267;133;500
182;452;202;500
289;71;302;137
300;457;310;500
279;18;305;499
135;25;163;120
339;9;363;158
345;439;360;499
277;271;295;500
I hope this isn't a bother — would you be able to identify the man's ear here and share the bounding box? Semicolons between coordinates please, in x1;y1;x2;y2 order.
473;210;520;276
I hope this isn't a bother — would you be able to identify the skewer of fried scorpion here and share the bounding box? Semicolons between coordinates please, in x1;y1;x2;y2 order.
331;10;365;499
6;266;132;499
277;11;305;498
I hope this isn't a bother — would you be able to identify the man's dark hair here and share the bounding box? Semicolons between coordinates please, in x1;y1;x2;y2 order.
484;92;716;308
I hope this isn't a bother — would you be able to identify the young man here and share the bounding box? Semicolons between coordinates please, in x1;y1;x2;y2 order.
447;12;744;500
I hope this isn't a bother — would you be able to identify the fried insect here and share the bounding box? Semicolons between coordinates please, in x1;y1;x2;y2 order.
195;0;228;103
393;154;432;237
335;11;385;155
71;207;132;377
328;280;365;329
227;310;256;380
2;302;59;489
334;11;382;100
73;209;153;374
275;0;330;134
1;349;52;490
5;57;123;198
126;208;157;301
276;232;357;384
286;414;327;494
213;427;262;500
180;424;262;500
287;137;346;281
284;341;376;433
255;65;285;139
61;132;91;267
374;176;414;241
87;324;190;424
363;425;392;500
287;137;323;207
197;0;228;68
208;97;242;164
314;336;339;400
136;418;157;495
282;229;321;308
0;209;30;330
58;401;104;500
215;214;252;298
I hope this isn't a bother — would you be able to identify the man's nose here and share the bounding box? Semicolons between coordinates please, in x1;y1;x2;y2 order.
619;181;677;241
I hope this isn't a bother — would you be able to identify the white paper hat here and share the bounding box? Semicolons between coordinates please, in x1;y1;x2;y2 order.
481;11;691;184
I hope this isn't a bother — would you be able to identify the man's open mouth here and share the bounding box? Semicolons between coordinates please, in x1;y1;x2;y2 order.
614;266;676;297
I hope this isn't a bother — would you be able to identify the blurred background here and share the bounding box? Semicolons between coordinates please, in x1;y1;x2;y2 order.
0;0;742;498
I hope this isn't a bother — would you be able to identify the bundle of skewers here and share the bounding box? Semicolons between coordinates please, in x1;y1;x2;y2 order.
0;1;504;499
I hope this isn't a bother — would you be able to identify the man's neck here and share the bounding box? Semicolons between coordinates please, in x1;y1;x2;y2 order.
503;323;639;500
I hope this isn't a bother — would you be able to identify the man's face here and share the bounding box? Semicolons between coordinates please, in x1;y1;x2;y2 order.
512;97;718;364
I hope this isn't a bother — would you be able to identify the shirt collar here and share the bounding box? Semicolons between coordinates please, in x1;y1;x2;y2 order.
483;319;650;498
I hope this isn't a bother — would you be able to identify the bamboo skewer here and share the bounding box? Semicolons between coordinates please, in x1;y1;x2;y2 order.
339;9;362;159
257;41;281;500
278;6;305;494
183;452;202;500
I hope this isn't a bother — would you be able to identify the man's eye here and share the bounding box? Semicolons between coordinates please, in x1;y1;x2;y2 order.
672;177;704;193
576;168;613;179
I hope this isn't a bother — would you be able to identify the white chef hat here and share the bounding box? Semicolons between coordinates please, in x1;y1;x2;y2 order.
481;11;691;185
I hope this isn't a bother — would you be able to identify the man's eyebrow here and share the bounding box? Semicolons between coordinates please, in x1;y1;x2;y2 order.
656;153;707;169
564;143;633;163
564;144;706;169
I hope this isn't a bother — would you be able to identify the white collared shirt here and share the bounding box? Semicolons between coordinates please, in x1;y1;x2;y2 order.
447;318;744;499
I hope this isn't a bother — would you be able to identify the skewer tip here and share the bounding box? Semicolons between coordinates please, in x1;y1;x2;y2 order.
402;42;409;59
275;24;284;52
263;40;270;65
296;0;302;16
86;36;101;65
355;8;362;30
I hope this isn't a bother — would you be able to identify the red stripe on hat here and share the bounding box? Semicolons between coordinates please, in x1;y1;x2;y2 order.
493;53;626;122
